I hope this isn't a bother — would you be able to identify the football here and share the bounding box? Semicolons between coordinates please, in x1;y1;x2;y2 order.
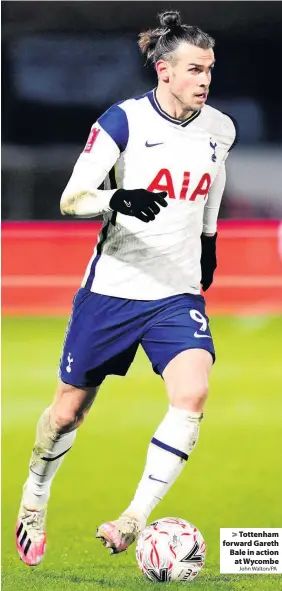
136;517;206;583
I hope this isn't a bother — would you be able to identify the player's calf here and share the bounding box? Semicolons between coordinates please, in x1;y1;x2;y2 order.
16;381;99;565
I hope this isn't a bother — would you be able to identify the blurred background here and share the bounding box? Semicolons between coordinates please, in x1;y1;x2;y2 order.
2;1;282;316
2;0;282;221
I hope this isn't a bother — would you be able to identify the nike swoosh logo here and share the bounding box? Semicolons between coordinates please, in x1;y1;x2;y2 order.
194;332;212;339
145;141;164;148
149;474;168;484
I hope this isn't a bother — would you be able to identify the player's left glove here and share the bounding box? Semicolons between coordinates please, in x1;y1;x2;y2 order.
200;232;217;291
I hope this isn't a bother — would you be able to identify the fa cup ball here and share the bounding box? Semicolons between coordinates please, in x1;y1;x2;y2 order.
136;517;206;583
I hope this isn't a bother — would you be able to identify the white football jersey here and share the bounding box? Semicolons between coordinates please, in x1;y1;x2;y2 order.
65;89;236;299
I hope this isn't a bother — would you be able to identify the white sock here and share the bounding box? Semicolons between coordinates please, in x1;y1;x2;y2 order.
124;405;203;524
23;407;76;508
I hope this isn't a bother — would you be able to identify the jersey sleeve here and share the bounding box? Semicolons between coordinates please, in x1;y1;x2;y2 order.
223;113;238;153
74;103;129;174
60;104;129;216
98;104;129;152
203;163;226;234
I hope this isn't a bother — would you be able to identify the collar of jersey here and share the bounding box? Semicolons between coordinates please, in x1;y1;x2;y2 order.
146;88;201;127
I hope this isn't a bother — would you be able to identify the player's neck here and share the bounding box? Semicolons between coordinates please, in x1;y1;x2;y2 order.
155;87;194;121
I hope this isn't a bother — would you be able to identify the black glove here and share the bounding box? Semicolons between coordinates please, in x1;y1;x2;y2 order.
109;188;168;223
200;232;217;291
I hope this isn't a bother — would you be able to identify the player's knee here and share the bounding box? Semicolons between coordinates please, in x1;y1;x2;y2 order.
173;380;209;410
50;382;89;432
53;409;83;432
50;406;82;433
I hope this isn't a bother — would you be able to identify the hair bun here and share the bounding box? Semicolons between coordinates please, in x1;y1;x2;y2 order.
159;10;181;29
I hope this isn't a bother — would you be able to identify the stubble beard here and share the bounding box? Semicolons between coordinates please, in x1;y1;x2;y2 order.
171;90;196;121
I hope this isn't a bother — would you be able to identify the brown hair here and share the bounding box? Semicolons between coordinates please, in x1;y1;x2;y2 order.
138;10;215;65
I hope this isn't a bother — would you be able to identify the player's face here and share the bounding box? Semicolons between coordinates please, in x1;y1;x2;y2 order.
161;43;215;111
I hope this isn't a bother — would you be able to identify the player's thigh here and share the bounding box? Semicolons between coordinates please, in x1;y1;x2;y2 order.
141;294;215;408
59;288;139;388
141;294;215;376
163;348;213;409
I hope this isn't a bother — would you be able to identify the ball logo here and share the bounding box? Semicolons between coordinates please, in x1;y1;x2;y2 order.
84;128;100;153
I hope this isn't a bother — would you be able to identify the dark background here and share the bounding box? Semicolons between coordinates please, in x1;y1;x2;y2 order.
2;1;282;219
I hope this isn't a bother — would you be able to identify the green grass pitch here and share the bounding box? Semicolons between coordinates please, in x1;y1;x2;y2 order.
2;315;282;590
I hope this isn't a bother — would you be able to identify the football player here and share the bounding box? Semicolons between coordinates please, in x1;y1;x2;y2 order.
16;9;236;564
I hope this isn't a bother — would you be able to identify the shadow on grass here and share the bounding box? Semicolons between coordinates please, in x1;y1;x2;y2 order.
20;566;143;589
43;572;124;587
42;571;280;590
4;565;279;591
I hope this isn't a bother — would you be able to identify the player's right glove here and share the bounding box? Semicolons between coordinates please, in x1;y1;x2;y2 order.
109;188;168;223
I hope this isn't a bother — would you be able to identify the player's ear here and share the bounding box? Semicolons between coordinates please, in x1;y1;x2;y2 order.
156;60;170;82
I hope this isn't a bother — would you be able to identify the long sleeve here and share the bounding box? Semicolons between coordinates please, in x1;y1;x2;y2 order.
202;162;226;234
60;104;129;218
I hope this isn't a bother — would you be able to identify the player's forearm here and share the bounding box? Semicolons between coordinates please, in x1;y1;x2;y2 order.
202;206;220;235
60;156;118;218
202;163;226;234
60;188;117;218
